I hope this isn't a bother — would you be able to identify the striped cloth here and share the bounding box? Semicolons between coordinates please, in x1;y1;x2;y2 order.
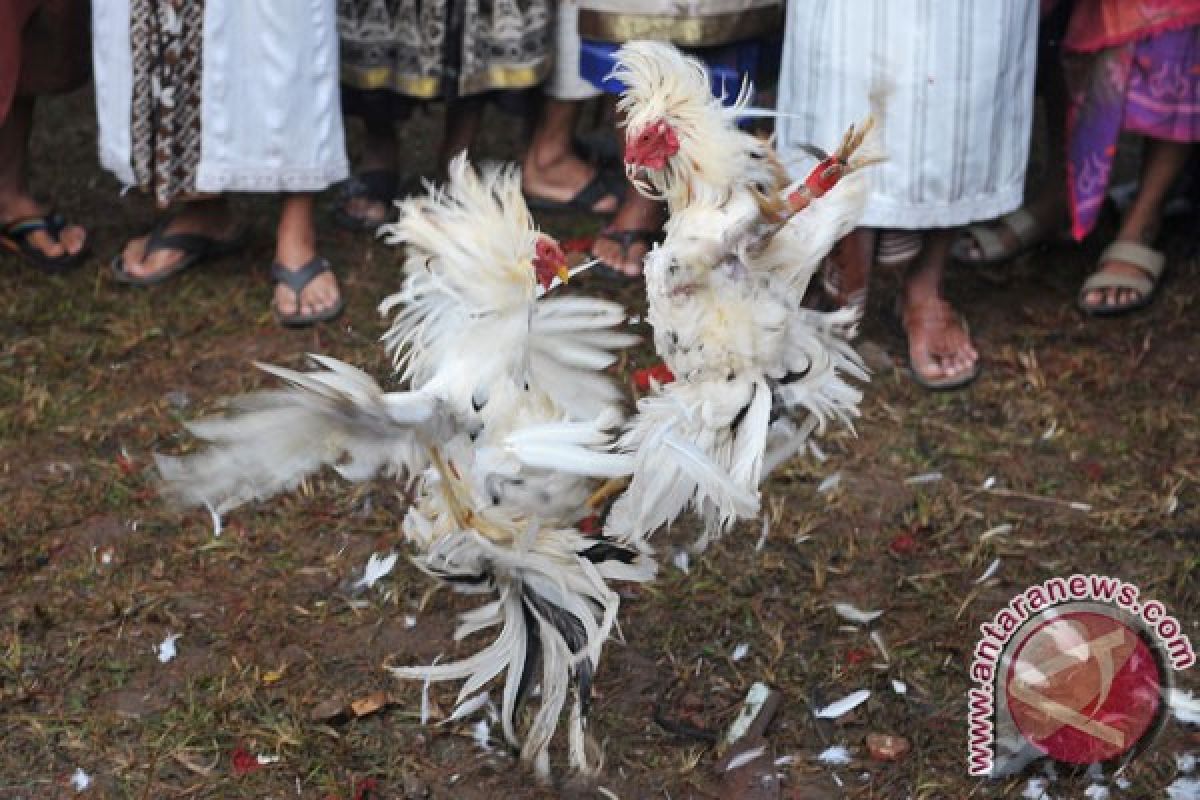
777;0;1039;229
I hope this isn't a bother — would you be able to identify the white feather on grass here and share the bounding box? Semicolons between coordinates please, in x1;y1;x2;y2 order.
833;603;883;625
815;690;870;719
354;552;398;590
817;745;852;765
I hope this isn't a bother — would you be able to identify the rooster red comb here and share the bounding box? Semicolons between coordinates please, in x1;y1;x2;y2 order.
625;119;680;171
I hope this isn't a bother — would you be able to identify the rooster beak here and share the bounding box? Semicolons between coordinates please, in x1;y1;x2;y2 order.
556;263;571;284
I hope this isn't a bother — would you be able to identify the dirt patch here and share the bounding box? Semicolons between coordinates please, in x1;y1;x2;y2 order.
0;89;1196;798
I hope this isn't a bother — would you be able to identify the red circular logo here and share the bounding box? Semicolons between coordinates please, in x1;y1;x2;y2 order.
1004;611;1165;764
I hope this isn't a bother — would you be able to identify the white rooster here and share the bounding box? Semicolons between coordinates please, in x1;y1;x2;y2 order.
605;42;880;549
156;155;654;777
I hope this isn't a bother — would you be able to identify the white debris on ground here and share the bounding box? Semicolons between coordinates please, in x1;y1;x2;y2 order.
71;768;91;791
1021;776;1055;800
156;633;181;663
974;558;1002;584
816;745;852;766
731;643;749;662
833;603;883;625
816;472;841;494
672;550;690;574
891;679;907;695
724;745;767;772
353;552;398;590
815;690;870;719
1167;778;1200;800
1170;689;1200;726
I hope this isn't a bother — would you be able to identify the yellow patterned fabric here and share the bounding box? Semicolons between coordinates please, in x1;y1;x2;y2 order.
578;0;782;46
338;0;553;99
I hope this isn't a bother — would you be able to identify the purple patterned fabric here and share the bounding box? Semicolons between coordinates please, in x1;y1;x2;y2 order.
1065;26;1200;239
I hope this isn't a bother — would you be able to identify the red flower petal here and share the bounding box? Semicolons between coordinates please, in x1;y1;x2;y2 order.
231;746;261;775
888;532;918;556
845;647;871;665
353;778;379;800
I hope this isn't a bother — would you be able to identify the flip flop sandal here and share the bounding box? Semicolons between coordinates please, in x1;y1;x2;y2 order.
875;230;923;266
0;212;90;273
271;256;345;328
587;227;661;284
896;300;981;391
952;208;1056;266
333;169;402;232
524;168;624;216
1077;240;1165;317
111;217;248;286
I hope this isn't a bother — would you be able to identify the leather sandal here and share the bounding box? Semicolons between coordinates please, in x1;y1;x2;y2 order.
1077;240;1165;317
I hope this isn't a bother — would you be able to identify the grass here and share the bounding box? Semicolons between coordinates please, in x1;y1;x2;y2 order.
1;90;1197;798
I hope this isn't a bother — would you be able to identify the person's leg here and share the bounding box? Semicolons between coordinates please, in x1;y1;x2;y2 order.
117;195;241;279
955;40;1070;264
0;95;86;258
521;97;618;213
901;228;979;387
591;189;664;277
439;95;486;173
339;114;400;226
822;228;874;312
274;193;341;318
1081;138;1192;309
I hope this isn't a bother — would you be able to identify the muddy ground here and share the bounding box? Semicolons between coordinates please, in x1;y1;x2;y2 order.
1;90;1198;799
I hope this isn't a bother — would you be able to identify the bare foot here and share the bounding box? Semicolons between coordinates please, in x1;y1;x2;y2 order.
0;192;87;259
901;295;979;388
522;150;619;214
119;198;240;280
273;196;341;320
1079;243;1160;311
592;191;664;277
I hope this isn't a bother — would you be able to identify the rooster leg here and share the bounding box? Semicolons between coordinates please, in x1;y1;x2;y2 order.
586;477;630;510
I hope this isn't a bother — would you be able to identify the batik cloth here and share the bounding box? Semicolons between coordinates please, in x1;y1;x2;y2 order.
338;0;552;100
1062;0;1200;239
577;0;782;47
93;0;348;206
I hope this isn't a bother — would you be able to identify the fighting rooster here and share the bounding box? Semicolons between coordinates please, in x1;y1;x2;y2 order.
606;41;880;549
156;156;654;777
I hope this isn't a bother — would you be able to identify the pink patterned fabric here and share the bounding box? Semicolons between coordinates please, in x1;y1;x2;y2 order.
1064;3;1200;239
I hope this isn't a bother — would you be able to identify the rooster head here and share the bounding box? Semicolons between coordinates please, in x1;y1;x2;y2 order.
532;236;569;289
625;119;680;173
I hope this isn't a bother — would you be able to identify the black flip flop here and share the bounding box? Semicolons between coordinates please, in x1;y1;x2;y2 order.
111;217;248;286
333;169;401;232
524;168;624;216
588;227;660;284
0;212;90;273
271;256;345;328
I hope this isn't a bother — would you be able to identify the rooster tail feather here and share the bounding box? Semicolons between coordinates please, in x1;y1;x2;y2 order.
392;517;654;777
